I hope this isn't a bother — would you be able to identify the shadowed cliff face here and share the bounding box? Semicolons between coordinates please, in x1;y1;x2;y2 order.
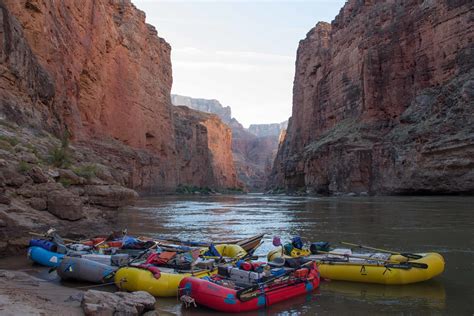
0;1;55;127
0;0;240;192
271;0;474;195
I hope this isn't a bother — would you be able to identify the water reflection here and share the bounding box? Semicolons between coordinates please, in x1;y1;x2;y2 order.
321;280;446;310
117;194;474;315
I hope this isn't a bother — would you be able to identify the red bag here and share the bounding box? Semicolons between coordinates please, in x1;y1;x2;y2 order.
138;264;161;279
294;268;309;278
146;251;176;265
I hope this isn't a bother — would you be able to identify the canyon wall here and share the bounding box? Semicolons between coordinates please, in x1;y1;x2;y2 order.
2;0;177;191
172;94;286;190
0;0;238;192
173;106;238;189
271;0;474;195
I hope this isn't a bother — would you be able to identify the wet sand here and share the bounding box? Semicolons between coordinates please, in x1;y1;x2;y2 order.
0;268;83;315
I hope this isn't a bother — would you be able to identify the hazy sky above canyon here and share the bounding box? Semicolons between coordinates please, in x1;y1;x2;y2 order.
134;0;345;127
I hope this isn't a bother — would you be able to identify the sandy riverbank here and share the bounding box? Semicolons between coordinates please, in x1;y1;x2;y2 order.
0;269;83;315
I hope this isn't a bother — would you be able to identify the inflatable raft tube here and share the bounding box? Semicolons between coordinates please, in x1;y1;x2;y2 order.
178;263;320;313
115;266;216;297
27;246;65;268
57;256;117;283
200;244;247;259
268;248;445;285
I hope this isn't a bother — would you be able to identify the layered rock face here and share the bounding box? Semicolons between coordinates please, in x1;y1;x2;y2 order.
271;0;474;195
248;121;287;138
171;95;233;124
172;95;286;190
173;106;238;189
2;0;177;191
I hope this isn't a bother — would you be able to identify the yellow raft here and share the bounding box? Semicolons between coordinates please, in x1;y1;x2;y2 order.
200;243;247;259
115;266;214;297
268;248;445;285
115;244;246;297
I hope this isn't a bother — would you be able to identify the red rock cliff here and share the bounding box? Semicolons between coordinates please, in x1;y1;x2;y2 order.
2;0;177;191
1;0;240;192
172;95;284;191
271;0;474;194
173;106;238;189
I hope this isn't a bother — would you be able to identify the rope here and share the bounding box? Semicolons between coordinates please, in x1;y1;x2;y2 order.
70;281;117;289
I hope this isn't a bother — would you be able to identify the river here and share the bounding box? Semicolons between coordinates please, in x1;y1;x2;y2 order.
115;194;473;315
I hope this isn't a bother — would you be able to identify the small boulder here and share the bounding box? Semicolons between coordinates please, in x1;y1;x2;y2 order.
47;169;60;178
47;190;84;221
81;290;155;316
17;182;63;198
94;164;115;183
2;169;28;188
17;151;39;164
27;197;47;211
84;185;138;208
59;169;85;185
27;166;49;184
0;189;10;205
68;186;85;196
0;173;6;187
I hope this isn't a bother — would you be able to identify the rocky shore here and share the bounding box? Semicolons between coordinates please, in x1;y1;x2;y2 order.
0;269;161;315
0;120;138;256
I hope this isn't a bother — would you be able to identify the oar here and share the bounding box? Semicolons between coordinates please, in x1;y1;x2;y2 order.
317;251;428;269
28;232;78;244
341;242;423;260
238;276;302;302
128;242;160;265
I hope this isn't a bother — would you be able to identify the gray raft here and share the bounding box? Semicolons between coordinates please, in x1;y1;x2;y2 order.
57;256;117;283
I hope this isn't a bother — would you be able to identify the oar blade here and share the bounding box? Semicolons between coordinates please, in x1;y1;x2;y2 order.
400;253;423;260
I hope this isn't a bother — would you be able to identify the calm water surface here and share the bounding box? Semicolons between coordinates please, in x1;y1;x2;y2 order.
116;194;474;315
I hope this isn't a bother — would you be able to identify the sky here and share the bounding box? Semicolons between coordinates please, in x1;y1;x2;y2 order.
133;0;346;127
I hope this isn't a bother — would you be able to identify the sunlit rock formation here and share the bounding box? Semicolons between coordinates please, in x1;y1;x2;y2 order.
173;106;239;189
172;94;287;190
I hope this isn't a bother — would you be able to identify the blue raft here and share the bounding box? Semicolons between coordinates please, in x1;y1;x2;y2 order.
27;246;65;267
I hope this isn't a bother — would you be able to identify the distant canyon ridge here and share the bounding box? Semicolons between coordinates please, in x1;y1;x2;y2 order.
171;95;287;191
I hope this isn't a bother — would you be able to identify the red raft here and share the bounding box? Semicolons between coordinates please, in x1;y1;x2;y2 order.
179;262;320;313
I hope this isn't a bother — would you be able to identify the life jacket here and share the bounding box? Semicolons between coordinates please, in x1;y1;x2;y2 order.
291;236;304;249
203;244;221;257
146;251;176;265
